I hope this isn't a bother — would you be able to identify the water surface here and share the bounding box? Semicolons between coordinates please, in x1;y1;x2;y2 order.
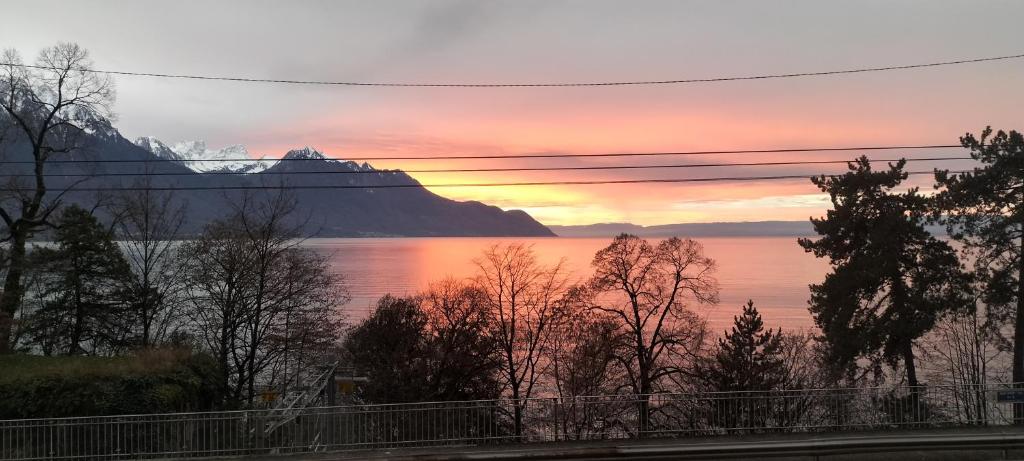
306;236;829;331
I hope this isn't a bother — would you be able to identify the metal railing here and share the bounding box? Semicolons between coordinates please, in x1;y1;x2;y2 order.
1;383;1019;460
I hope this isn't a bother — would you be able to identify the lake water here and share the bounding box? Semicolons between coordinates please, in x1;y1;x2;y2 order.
305;236;829;332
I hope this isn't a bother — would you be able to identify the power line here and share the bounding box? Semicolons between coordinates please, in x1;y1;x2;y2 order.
4;53;1022;87
6;156;975;178
0;144;966;164
3;170;957;191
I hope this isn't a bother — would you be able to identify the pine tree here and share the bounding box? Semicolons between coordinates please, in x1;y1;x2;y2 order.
22;205;131;355
800;157;972;387
701;300;790;431
935;128;1024;388
706;300;787;392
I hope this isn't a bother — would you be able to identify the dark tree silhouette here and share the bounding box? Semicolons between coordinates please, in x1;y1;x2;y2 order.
343;291;501;443
546;290;626;441
111;185;187;348
700;300;792;430
180;192;345;405
420;278;502;402
20;205;131;355
343;285;500;403
344;295;432;403
705;300;787;392
588;234;718;437
800;157;972;387
547;296;623;400
935;128;1024;389
0;44;114;352
474;243;569;438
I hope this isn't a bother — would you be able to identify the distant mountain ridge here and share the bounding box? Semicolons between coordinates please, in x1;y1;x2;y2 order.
549;221;817;237
550;220;949;237
134;137;274;174
0;124;554;237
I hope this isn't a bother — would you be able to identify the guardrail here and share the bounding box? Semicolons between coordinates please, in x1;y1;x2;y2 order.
1;384;1019;460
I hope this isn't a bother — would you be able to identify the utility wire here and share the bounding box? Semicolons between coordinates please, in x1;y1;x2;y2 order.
2;170;958;191
0;144;967;164
3;53;1022;87
6;156;975;178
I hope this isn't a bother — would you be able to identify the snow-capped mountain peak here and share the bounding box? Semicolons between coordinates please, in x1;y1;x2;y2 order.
279;147;382;172
282;146;328;160
135;136;180;161
134;137;273;174
82;119;121;140
134;138;384;174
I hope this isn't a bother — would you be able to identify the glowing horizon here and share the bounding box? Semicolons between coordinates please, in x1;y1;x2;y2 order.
3;1;1020;226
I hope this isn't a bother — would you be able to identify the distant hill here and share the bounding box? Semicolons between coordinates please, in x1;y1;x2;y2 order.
550;220;950;237
549;221;817;237
0;123;554;237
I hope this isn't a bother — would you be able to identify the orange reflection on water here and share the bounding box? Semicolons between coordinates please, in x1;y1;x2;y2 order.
305;236;830;332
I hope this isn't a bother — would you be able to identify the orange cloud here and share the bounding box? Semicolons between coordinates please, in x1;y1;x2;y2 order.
237;77;993;226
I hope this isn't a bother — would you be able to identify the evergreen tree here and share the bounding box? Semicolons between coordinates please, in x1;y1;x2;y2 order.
799;157;971;387
702;300;791;430
935;128;1024;387
705;300;787;392
22;205;131;355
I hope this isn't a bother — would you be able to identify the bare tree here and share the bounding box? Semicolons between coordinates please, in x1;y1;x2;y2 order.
587;234;718;436
180;218;252;403
265;246;347;396
548;286;623;399
473;243;570;438
921;302;1008;425
342;280;499;404
546;288;626;440
778;330;830;390
0;43;114;352
181;192;346;405
420;278;502;401
111;183;187;347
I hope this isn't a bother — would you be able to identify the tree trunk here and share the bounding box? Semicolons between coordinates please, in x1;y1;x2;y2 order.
903;342;919;388
513;402;524;441
141;308;151;348
0;230;28;353
219;325;232;406
141;275;152;347
903;341;924;423
1014;235;1024;423
510;378;524;439
637;396;650;438
888;271;918;388
637;376;651;438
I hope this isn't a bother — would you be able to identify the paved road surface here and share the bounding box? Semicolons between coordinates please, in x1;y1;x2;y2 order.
247;427;1024;461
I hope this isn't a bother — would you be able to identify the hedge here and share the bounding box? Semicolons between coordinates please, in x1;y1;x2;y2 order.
0;349;223;419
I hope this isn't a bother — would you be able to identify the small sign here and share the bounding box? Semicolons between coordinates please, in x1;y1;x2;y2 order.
338;381;356;395
996;390;1024;403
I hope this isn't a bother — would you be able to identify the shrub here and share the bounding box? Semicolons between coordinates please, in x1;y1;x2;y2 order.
0;349;223;419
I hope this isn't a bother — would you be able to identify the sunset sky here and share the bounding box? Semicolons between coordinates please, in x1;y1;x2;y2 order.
2;1;1022;226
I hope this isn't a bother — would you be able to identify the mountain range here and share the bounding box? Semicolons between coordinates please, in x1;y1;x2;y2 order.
0;122;554;237
134;137;275;174
549;220;949;237
548;221;819;237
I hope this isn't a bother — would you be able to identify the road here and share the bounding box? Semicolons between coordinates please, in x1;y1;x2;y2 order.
254;427;1024;461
